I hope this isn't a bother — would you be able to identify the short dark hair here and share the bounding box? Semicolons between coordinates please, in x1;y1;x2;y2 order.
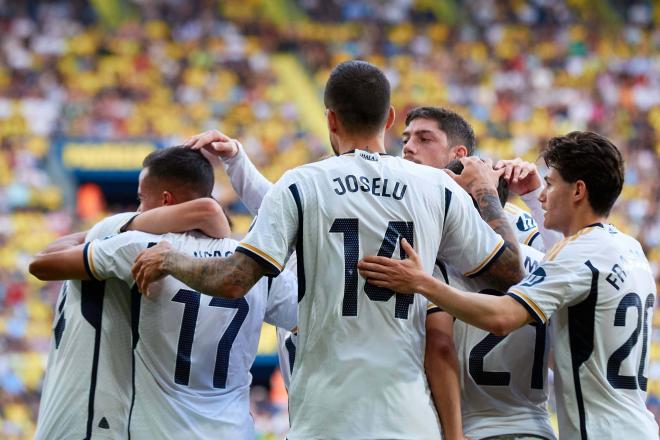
446;159;509;207
542;131;624;216
142;147;214;198
324;60;391;135
405;107;476;155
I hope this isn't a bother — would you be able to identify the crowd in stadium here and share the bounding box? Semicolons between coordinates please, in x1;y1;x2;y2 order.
0;0;658;438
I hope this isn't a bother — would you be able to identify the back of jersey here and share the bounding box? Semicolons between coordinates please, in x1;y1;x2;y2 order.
36;213;136;440
509;224;658;439
451;244;555;440
240;150;505;440
88;231;296;439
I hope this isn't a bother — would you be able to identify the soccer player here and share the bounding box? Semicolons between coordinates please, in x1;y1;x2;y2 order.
132;60;524;439
359;131;658;439
31;148;230;440
438;159;556;440
402;106;561;253
182;107;526;439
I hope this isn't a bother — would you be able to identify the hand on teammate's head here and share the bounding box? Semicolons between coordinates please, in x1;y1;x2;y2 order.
495;158;542;196
183;129;239;160
444;157;503;195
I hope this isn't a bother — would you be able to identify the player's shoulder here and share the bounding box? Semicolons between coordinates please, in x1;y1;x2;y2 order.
544;223;610;263
520;243;544;261
504;202;538;230
86;212;138;241
162;231;240;255
98;230;162;249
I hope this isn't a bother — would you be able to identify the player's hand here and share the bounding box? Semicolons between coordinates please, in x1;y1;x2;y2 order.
358;238;424;294
183;129;239;160
132;241;173;296
494;157;542;195
445;157;503;195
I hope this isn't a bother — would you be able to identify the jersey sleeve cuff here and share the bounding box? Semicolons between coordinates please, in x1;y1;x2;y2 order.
524;229;541;247
83;242;102;281
507;289;547;324
236;243;283;276
119;213;141;233
427;305;443;315
463;238;507;278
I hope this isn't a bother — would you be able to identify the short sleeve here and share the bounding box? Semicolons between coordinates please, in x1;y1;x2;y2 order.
85;231;161;284
507;243;591;324
236;172;300;275
438;187;506;278
263;269;298;330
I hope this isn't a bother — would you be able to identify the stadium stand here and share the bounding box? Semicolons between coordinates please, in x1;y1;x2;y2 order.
0;0;658;437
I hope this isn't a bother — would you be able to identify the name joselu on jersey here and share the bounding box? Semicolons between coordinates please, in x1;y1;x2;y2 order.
332;174;407;200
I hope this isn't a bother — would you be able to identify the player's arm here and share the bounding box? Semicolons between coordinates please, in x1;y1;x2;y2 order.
35;231;86;255
29;244;88;281
184;129;273;216
359;239;533;336
425;310;464;440
446;157;523;290
132;242;267;298
133;170;299;298
496;158;563;249
126;197;230;239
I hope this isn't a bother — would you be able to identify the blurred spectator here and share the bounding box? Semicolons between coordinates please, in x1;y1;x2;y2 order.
0;0;658;438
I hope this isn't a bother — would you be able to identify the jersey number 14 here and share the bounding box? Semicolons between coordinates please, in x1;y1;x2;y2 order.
330;218;415;320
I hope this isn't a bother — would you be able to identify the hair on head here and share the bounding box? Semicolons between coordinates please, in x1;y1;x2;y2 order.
542;131;623;216
406;107;475;156
142;147;214;198
324;60;391;135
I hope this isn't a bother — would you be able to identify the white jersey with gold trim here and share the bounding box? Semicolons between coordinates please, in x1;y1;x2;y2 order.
508;224;658;439
504;202;543;251
35;212;137;440
449;244;556;440
239;150;506;440
86;231;297;439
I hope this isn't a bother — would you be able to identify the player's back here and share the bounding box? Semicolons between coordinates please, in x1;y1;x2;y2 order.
450;244;555;440
87;231;296;439
512;224;658;439
36;213;136;440
259;150;504;440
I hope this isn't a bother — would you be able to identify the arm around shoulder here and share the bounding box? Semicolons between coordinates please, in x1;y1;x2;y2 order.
29;244;88;281
128;198;230;239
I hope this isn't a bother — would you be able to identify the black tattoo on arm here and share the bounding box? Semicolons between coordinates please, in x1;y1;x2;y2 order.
163;251;266;298
472;185;524;290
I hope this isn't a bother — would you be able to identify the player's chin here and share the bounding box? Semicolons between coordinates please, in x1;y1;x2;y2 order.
542;213;557;231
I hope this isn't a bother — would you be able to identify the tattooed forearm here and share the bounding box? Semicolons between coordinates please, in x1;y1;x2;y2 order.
472;186;518;246
472;185;524;289
162;251;266;298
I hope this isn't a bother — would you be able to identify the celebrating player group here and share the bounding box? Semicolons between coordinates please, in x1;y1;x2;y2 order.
29;61;657;439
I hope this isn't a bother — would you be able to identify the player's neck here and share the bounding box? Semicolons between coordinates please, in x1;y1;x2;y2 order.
334;134;387;155
565;209;606;237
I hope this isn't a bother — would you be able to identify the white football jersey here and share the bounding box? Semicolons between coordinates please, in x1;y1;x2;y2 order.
35;212;137;440
448;245;556;440
508;223;658;439
85;231;297;439
276;328;297;389
240;150;505;440
504;202;543;251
